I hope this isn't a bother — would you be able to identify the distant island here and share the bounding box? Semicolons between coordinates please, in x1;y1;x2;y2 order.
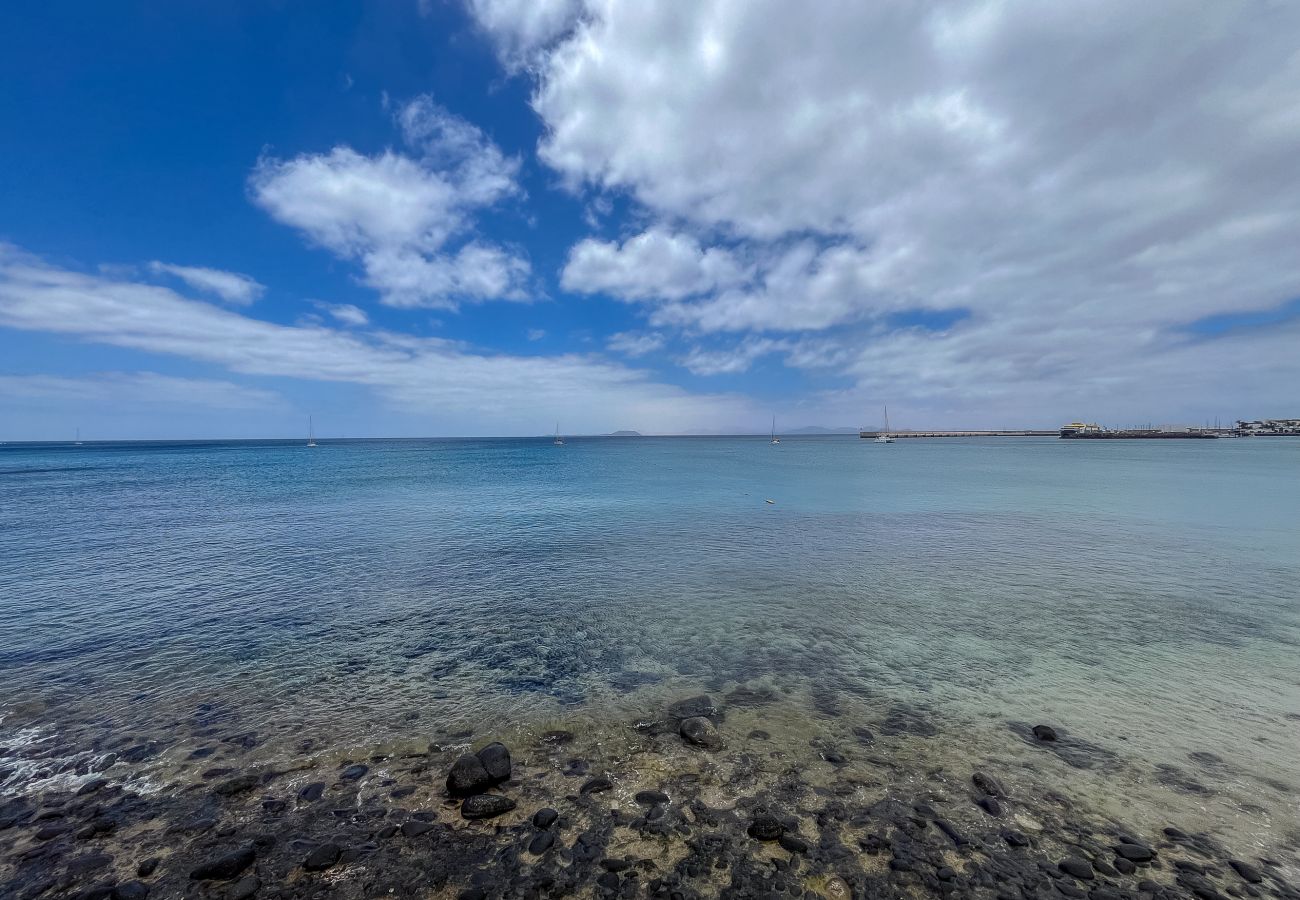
607;430;642;436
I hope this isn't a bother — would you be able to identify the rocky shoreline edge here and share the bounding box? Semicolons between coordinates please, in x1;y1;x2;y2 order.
2;694;1296;900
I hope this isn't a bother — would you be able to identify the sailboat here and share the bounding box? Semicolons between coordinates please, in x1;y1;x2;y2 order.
74;427;83;446
553;423;565;446
770;416;780;444
307;416;317;448
875;405;895;443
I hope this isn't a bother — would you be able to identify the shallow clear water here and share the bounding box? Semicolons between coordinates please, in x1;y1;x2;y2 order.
2;436;1299;851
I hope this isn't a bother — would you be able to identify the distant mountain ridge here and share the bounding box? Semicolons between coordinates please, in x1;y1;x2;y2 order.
785;425;860;434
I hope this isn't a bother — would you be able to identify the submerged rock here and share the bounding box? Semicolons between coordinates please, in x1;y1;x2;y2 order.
297;781;326;802
339;763;369;781
212;774;260;797
532;807;558;828
1230;860;1264;884
634;790;669;806
1059;857;1095;880
972;771;1007;797
1114;843;1156;862
461;794;516;820
303;842;342;871
190;846;256;880
1032;724;1059;741
668;695;720;723
679;716;723;749
747;813;785;841
111;882;149;900
581;776;614;794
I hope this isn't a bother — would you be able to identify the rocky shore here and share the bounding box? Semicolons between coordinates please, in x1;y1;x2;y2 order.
1;694;1297;900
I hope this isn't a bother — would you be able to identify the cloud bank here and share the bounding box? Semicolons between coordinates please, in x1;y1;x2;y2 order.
473;0;1300;425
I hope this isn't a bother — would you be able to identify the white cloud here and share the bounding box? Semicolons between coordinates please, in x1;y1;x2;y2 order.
316;302;369;326
464;0;582;69
527;328;547;341
249;96;530;310
606;331;664;357
679;338;784;376
469;0;1300;422
562;228;747;301
147;262;264;305
0;245;756;433
0;372;281;410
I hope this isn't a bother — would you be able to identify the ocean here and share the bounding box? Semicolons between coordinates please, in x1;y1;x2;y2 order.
2;435;1298;891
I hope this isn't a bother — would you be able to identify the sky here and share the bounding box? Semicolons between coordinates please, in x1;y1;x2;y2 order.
1;1;1298;439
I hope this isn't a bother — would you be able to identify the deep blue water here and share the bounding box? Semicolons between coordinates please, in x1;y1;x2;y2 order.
2;436;1298;813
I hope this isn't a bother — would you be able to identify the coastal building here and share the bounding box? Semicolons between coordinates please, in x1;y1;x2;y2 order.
1235;418;1300;435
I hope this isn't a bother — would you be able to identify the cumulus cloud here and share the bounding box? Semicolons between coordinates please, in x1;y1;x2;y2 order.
0;246;756;433
562;228;747;300
147;262;264;305
316;302;369;326
470;0;1300;423
606;331;665;357
250;96;530;310
464;0;582;69
679;339;785;376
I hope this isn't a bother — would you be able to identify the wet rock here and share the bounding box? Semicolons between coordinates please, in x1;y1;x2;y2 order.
213;774;261;797
77;817;116;839
747;813;784;841
260;798;286;815
977;796;1003;817
581;776;614;794
1059;857;1095;880
634;790;669;806
229;876;261;899
1229;861;1263;884
461;794;516;820
1002;829;1030;847
190;846;256;880
1033;725;1059;741
1164;826;1190;841
529;831;555;854
67;852;113;875
934;819;969;846
35;823;71;840
77;778;109;796
136;858;159;877
401;820;436;837
339;763;368;781
303;842;342;871
679;717;722;749
973;772;1007;797
111;881;149;899
297;781;326;802
778;833;809;854
447;754;494;797
533;807;558;828
1095;859;1119;877
1115;844;1156;863
1115;858;1137;875
476;743;511;782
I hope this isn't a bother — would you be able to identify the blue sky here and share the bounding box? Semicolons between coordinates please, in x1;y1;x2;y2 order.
2;1;1298;438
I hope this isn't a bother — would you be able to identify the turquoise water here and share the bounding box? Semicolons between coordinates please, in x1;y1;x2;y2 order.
2;436;1299;845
